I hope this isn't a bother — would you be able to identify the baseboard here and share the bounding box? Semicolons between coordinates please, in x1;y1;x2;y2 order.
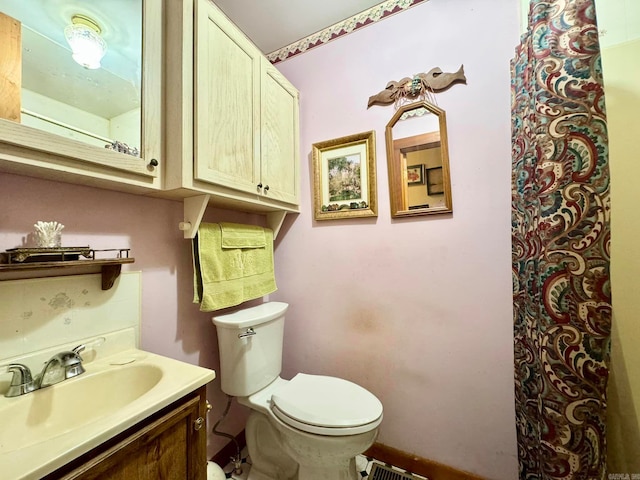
211;430;246;467
364;443;487;480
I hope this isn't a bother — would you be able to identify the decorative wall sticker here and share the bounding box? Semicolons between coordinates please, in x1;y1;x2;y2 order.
48;292;74;310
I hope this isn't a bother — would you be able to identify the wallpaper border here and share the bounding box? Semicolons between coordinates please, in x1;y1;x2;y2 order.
267;0;429;64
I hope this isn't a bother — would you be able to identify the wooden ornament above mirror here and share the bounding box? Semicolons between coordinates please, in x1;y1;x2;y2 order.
367;65;466;109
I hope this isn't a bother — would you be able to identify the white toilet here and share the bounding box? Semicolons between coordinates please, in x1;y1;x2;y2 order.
212;302;383;480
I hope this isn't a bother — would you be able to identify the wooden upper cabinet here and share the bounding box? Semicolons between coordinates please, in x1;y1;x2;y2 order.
0;0;299;216
194;1;261;193
167;0;300;212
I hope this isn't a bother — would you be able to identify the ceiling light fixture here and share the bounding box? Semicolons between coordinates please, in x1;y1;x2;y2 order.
64;14;107;70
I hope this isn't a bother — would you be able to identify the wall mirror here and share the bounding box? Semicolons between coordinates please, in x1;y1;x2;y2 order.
385;101;453;217
0;0;141;152
0;0;161;177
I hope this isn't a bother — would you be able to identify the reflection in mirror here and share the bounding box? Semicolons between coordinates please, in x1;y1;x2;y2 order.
0;0;142;155
386;101;453;217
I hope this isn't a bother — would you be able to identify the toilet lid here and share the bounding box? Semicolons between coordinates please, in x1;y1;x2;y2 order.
271;373;383;430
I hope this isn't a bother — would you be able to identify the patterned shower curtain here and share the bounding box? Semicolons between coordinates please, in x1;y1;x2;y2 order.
511;1;611;479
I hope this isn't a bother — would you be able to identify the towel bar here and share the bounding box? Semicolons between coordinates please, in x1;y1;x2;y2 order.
179;195;288;240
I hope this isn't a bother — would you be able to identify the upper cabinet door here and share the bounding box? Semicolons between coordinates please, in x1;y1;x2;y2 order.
193;0;261;194
163;0;300;217
0;0;162;190
260;58;299;205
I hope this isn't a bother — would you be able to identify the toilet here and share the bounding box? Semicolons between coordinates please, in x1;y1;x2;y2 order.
212;302;383;480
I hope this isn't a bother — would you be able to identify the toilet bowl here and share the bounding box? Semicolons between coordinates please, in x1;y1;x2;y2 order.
212;302;383;480
240;374;382;480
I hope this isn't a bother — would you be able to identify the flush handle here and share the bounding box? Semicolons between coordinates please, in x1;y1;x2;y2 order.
238;328;256;339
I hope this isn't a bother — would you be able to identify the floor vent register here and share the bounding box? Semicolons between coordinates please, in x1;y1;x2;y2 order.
368;463;424;480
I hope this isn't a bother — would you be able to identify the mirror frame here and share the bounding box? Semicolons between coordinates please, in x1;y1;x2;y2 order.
385;100;453;218
0;0;161;181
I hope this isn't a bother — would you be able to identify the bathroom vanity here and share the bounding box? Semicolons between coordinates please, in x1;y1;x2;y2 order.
0;339;215;480
44;386;208;480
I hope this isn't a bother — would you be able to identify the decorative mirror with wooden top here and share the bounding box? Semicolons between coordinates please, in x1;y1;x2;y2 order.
385;100;453;218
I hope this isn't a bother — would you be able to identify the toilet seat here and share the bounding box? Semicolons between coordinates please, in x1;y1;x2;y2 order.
270;373;383;436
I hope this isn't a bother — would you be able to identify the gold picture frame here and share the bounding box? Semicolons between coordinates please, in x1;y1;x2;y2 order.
406;164;425;185
312;131;377;220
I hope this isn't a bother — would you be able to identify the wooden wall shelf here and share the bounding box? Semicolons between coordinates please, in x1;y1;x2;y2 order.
0;258;135;290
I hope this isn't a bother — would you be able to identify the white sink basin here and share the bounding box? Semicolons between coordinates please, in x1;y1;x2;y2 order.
0;349;215;480
0;363;162;454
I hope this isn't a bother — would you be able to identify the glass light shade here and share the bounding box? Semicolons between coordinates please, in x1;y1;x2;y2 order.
64;24;107;69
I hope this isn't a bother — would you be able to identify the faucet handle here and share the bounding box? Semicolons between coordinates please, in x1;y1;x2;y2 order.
4;363;33;384
72;336;106;359
1;364;36;397
72;344;86;357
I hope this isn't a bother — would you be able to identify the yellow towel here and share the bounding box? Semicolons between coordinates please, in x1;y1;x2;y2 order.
193;223;277;311
220;222;266;248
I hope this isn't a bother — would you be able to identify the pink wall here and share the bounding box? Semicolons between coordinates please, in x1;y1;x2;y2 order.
273;0;520;477
0;172;255;457
0;0;520;475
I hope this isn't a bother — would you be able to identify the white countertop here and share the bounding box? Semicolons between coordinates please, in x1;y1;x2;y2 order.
0;348;215;480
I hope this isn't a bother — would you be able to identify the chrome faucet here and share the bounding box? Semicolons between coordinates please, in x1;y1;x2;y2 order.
2;340;101;397
2;364;37;397
37;345;86;389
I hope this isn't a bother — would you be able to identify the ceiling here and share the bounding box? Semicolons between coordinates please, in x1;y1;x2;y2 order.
213;0;387;54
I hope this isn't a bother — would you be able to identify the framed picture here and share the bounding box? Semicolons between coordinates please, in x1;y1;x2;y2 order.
312;131;377;220
406;164;424;185
426;166;444;195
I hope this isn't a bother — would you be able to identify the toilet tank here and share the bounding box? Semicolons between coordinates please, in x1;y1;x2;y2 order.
212;302;288;397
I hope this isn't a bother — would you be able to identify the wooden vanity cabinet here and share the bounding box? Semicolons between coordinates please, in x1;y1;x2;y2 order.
46;386;208;480
164;0;300;213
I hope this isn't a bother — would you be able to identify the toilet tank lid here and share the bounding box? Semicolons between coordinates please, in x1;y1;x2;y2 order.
271;373;383;428
212;302;289;329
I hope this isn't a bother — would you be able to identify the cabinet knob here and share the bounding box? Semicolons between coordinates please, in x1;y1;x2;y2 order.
263;185;270;192
257;183;263;189
194;416;205;431
148;158;159;167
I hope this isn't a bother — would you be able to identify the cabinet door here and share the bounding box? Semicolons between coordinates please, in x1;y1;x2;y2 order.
260;59;299;205
194;0;261;194
0;2;162;190
53;393;207;480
